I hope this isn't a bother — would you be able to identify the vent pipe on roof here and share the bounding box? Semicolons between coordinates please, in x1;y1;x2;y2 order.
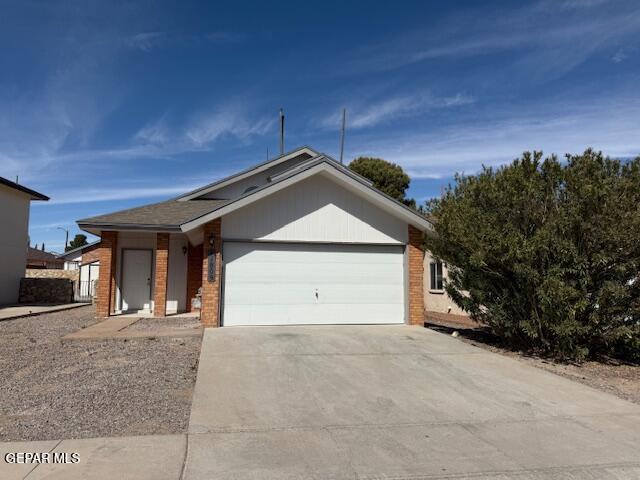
339;108;347;164
279;108;285;156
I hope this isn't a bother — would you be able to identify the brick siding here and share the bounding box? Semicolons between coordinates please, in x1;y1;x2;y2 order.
153;233;169;317
200;219;222;327
96;231;117;317
407;225;425;325
81;243;100;264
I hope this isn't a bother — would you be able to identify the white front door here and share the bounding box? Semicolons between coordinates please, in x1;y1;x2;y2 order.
222;242;405;326
121;249;152;312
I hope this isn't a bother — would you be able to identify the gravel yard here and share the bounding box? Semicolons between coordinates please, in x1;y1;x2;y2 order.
0;306;201;441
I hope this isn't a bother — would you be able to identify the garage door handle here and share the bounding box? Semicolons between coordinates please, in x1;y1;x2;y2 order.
315;289;319;302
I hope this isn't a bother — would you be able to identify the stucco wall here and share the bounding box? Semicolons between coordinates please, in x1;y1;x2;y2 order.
0;186;31;305
167;233;188;314
113;232;188;314
221;174;408;244
423;250;467;315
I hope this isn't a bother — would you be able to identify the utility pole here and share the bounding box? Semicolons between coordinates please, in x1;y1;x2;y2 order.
339;108;347;164
279;108;285;155
57;227;69;251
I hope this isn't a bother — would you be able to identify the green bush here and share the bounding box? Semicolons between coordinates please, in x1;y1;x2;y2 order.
425;149;640;361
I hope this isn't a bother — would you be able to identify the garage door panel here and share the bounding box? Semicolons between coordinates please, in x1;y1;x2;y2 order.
223;304;403;326
223;242;405;326
224;283;404;306
226;263;402;286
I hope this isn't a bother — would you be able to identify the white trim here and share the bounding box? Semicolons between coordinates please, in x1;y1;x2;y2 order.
177;147;319;201
180;161;433;233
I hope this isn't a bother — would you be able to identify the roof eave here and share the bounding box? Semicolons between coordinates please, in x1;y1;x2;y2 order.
176;146;320;201
77;223;182;233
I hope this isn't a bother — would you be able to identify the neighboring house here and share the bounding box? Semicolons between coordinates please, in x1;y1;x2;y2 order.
26;247;64;269
423;251;466;316
78;147;432;325
0;177;49;305
58;241;100;300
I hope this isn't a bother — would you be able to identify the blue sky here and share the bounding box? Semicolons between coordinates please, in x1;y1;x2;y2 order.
1;0;639;252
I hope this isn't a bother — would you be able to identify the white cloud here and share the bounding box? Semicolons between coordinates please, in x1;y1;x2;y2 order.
44;185;202;205
125;32;166;52
344;1;640;78
347;95;640;179
319;92;474;130
185;104;275;146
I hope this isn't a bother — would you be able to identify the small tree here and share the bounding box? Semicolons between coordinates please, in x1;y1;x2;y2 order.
425;149;640;361
66;234;88;252
349;157;417;208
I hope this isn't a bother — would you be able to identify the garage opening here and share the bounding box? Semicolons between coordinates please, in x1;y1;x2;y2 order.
222;242;405;326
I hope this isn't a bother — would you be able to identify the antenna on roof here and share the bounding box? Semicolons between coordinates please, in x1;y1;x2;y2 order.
279;108;285;156
339;108;347;164
15;175;18;184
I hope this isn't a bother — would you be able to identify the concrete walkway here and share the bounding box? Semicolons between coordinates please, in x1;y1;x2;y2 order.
63;315;202;341
0;435;186;480
0;303;89;321
2;325;639;479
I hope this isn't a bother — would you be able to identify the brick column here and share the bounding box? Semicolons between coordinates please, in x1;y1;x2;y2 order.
96;231;117;317
153;233;170;317
200;219;222;327
407;225;425;325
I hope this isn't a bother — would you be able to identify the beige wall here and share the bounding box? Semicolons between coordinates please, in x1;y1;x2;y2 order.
0;186;31;305
423;250;466;315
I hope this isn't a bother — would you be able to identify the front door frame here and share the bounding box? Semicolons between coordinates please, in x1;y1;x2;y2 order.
119;248;153;312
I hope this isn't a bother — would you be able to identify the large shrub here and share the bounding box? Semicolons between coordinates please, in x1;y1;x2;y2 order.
425;149;640;361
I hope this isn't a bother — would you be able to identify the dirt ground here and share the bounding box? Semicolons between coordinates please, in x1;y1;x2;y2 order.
0;306;201;441
427;322;640;405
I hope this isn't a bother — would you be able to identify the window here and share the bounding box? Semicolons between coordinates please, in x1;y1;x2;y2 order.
430;261;443;291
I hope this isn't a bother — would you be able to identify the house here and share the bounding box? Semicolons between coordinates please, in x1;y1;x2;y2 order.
26;246;65;269
424;251;467;316
0;177;49;305
77;146;434;326
58;241;101;300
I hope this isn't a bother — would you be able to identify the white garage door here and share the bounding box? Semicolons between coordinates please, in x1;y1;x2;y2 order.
222;242;405;326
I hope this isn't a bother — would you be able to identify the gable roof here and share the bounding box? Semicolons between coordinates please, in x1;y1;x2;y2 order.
57;240;100;259
0;177;49;201
76;146;433;235
176;146;319;201
180;155;433;233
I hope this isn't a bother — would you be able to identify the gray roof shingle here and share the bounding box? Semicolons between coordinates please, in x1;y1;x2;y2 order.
77;199;229;229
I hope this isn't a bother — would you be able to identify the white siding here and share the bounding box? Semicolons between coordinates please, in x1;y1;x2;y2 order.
200;155;310;200
0;186;31;304
221;174;408;244
167;233;188;314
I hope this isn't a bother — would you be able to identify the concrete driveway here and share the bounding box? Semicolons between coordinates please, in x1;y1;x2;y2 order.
185;325;640;479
